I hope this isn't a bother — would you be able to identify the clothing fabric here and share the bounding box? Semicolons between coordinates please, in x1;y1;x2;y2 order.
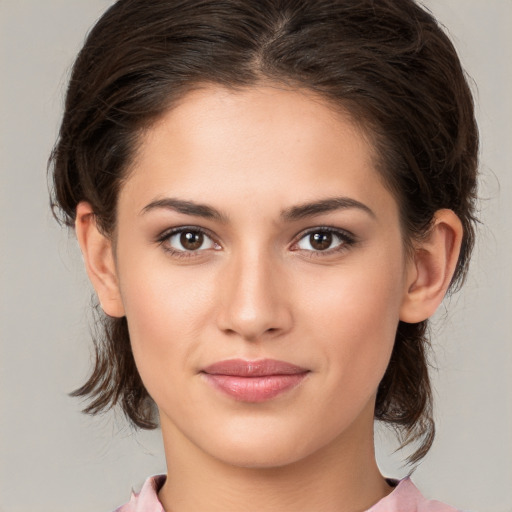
114;474;460;512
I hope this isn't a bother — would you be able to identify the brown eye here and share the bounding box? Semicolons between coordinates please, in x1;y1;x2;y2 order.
165;228;217;253
309;232;332;251
180;231;204;250
295;229;352;254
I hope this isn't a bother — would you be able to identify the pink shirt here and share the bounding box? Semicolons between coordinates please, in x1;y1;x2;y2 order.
114;475;460;512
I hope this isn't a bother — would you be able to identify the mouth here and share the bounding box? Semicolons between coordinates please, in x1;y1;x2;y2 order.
200;359;310;403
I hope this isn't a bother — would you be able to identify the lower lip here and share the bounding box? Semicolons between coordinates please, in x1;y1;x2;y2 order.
201;373;308;402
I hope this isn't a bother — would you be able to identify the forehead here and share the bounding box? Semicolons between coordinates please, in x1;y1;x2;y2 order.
121;84;396;223
134;83;376;165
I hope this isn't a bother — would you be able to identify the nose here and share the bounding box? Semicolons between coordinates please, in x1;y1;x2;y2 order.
215;248;293;342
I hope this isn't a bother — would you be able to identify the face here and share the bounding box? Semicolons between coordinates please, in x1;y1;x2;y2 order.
109;85;413;468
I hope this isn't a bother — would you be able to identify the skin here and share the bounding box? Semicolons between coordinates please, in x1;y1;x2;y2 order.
76;84;462;512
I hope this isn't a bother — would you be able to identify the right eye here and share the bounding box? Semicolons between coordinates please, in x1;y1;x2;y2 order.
158;227;220;257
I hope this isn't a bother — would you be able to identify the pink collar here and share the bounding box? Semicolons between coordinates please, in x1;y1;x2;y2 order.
116;474;459;512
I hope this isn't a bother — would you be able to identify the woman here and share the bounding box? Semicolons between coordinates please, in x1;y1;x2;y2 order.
50;0;478;510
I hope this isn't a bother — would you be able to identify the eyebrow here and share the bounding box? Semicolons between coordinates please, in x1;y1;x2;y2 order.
140;198;229;222
140;196;375;222
281;197;375;221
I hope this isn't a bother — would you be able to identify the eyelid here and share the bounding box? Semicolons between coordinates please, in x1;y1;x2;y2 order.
290;226;357;255
156;225;221;257
155;224;357;259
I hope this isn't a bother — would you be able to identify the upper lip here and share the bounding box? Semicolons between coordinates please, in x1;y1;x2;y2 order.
201;359;309;377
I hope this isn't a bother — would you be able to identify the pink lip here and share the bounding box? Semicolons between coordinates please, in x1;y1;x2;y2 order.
201;359;309;402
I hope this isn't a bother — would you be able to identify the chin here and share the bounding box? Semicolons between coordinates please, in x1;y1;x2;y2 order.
200;424;325;470
214;445;309;470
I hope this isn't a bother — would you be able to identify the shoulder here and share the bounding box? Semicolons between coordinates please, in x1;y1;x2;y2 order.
113;474;166;512
367;477;462;512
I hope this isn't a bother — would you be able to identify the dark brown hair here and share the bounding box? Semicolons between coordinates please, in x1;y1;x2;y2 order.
49;0;478;464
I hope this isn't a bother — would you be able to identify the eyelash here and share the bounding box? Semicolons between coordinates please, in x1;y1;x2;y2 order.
291;226;356;258
156;226;357;259
156;226;219;259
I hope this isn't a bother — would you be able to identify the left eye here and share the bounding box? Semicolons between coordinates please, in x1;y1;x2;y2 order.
165;229;217;252
295;230;349;252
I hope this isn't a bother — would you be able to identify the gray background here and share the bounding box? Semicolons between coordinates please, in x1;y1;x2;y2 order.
0;1;510;511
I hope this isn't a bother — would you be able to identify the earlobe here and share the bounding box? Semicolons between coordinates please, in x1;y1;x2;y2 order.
399;209;463;324
75;202;125;318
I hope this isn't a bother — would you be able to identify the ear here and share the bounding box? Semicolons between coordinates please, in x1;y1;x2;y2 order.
400;209;463;323
75;202;125;318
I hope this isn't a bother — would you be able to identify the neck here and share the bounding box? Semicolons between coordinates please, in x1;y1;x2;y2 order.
158;411;392;512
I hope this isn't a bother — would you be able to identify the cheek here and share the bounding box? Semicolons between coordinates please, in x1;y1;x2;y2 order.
115;256;216;394
300;251;405;330
118;242;212;331
297;254;405;390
